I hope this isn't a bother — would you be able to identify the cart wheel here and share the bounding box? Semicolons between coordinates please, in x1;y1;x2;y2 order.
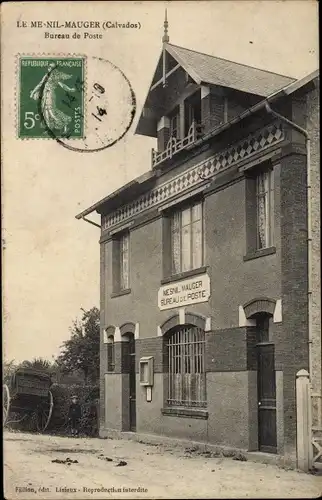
36;390;53;432
3;384;10;426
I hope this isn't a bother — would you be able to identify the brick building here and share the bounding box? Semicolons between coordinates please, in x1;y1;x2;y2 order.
77;20;320;466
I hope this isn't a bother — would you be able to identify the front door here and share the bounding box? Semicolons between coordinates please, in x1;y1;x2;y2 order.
257;343;277;453
128;334;136;431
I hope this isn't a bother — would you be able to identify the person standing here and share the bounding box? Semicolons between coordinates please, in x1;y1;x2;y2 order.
68;395;82;437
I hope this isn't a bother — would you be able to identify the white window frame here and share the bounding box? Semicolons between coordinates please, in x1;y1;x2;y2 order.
256;169;274;250
169;107;180;140
170;200;204;275
184;90;202;136
119;232;130;290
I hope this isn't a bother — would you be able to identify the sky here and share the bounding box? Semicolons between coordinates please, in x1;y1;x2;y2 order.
2;0;319;363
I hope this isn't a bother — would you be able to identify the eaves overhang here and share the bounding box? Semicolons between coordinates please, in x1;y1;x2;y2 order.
75;170;157;220
76;69;318;221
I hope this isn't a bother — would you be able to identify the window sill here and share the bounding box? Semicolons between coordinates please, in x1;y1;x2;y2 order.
161;266;208;285
161;407;208;420
111;288;131;298
243;246;276;262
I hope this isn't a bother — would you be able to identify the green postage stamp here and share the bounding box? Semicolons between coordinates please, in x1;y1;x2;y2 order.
18;56;85;139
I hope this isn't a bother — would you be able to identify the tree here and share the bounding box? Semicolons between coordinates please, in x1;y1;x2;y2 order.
57;307;100;384
3;359;16;383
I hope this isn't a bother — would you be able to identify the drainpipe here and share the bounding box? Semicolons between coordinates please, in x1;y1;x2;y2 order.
81;216;101;229
265;103;312;383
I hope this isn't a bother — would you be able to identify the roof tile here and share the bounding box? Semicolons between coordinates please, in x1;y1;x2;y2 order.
167;43;295;96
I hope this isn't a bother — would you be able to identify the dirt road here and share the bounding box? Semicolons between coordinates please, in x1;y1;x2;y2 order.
4;431;321;499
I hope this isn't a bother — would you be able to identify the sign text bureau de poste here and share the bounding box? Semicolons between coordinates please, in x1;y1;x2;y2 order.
158;273;210;311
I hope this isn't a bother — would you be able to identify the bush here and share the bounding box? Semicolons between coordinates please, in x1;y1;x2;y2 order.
47;383;99;436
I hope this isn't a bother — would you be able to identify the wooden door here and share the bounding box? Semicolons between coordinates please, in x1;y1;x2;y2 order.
128;334;136;431
257;343;277;453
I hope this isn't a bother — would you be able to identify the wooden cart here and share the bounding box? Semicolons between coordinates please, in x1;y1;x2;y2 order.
3;367;53;432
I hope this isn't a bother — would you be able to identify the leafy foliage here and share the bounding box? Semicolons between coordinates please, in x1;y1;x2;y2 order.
3;359;17;384
57;307;100;384
52;365;85;385
20;357;54;372
3;358;55;386
48;383;99;436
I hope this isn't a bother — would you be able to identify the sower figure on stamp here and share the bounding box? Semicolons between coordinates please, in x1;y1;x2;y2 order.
30;63;76;135
68;395;82;437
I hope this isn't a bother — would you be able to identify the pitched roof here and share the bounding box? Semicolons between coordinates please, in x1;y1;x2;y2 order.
166;43;295;97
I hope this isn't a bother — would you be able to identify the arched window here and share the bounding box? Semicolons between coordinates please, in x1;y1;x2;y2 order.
166;325;206;408
107;335;115;372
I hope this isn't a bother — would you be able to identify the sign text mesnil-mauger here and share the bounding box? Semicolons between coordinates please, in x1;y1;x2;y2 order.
158;273;210;311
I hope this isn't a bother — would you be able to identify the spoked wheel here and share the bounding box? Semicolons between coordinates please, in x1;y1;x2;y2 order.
36;390;53;432
3;384;10;426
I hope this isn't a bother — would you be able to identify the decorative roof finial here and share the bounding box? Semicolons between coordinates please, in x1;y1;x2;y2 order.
162;8;169;44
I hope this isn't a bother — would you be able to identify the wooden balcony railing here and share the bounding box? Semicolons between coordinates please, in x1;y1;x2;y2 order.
152;121;204;168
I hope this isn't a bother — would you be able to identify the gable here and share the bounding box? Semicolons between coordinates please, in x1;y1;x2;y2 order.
135;43;296;138
151;51;178;87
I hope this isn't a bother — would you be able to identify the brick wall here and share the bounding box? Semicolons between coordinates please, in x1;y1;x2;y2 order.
201;91;225;133
246;326;258;371
206;328;247;372
227;91;261;121
306;81;321;394
135;337;164;373
228;98;246;121
135;327;258;374
279;140;309;459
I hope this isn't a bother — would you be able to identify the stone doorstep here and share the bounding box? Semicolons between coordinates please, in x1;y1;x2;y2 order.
99;428;291;469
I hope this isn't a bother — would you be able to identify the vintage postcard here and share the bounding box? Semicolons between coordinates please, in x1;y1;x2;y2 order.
2;1;320;499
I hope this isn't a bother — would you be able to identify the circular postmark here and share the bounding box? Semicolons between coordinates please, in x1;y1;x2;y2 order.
38;56;136;152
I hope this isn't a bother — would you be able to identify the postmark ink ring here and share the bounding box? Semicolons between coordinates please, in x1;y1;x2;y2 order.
36;55;136;152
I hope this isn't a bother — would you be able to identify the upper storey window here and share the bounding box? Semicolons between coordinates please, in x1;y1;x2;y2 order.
244;164;276;261
113;231;130;293
169;106;180;140
119;232;130;290
184;90;201;136
256;170;274;250
171;200;204;275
